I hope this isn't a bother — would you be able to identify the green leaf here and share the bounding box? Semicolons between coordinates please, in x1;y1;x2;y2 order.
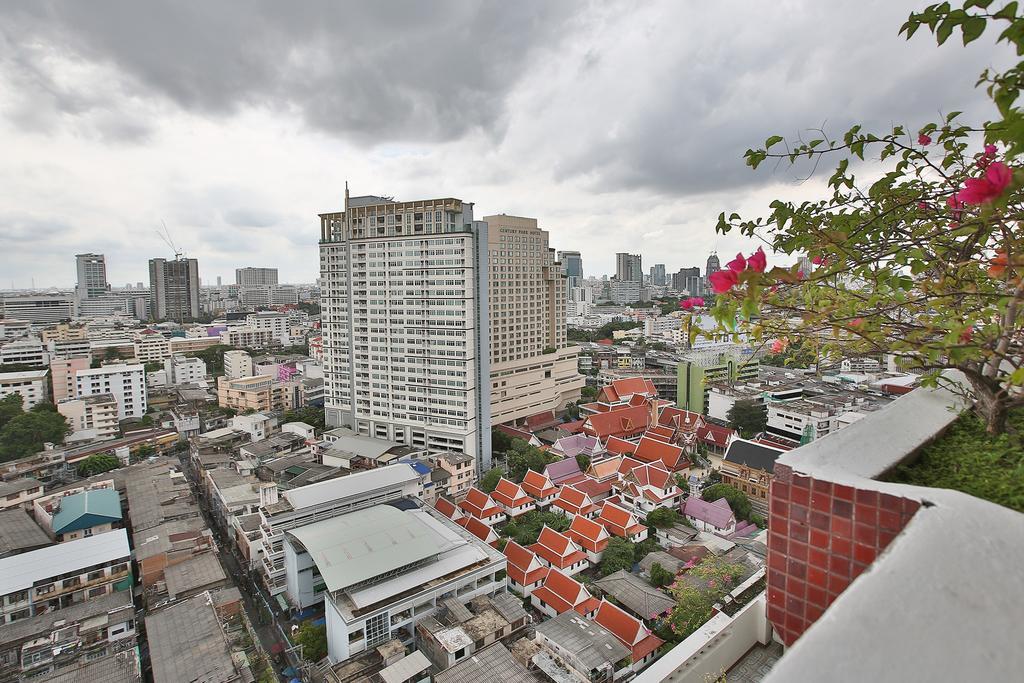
765;135;784;149
961;16;987;43
936;16;956;44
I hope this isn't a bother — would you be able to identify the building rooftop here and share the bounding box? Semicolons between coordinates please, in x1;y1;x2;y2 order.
0;477;42;497
280;463;418;511
146;591;241;683
0;528;129;596
378;650;432;683
0;588;132;648
164;552;228;601
535;610;629;672
35;650;141;683
434;643;537;683
286;504;443;593
0;508;51;556
51;488;122;535
723;438;785;473
592;569;675;619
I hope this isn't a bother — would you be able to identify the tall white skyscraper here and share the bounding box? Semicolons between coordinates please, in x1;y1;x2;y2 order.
75;253;109;301
318;189;491;471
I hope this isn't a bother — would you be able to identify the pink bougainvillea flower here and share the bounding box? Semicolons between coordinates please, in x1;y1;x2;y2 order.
691;297;705;307
850;318;865;328
959;327;974;344
918;133;932;146
946;193;963;221
709;269;738;293
984;144;997;157
958;162;1012;205
726;252;747;273
811;255;825;265
747;247;767;273
679;298;694;310
769;284;779;293
770;339;785;354
917;201;928;211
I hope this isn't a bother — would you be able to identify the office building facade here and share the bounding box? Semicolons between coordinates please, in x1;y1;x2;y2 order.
235;267;279;286
557;250;584;290
75;253;109;302
319;190;491;471
616;253;643;282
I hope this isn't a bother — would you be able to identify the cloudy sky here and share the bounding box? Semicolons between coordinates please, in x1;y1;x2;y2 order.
0;0;1008;288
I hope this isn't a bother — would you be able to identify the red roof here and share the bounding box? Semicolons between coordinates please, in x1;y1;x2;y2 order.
566;514;610;553
522;470;557;499
531;568;600;616
504;541;548;586
496;424;534;441
633;436;688;471
698;422;736;448
573;477;614;499
462;517;499;546
605;436;638;456
582;404;652;440
645;425;675;442
627;463;673;490
561;419;586;434
598;501;646;538
616;456;645;477
530;527;588;569
525;410;560;431
594;600;665;661
491;478;533;509
551;485;598;517
433;497;463;521
599;377;658;404
458;487;503;519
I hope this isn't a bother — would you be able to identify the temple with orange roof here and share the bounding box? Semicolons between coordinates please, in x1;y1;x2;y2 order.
550;485;599;519
565;514;611;564
503;541;548;596
529;567;601;619
521;469;559;507
592;599;665;672
457;487;506;526
529;526;589;576
597;500;648;542
614;462;683;515
490;478;536;518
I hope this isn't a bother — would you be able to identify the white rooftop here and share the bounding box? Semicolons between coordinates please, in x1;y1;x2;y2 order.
282;463;417;510
0;528;129;595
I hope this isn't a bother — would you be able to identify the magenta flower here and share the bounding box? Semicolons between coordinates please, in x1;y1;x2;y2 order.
709;269;738;293
770;339;785;354
726;252;746;273
958;162;1012;205
811;255;825;266
850;318;865;328
691;297;705;307
747;247;767;273
679;299;694;310
918;133;932;146
917;201;928;211
984;144;997;157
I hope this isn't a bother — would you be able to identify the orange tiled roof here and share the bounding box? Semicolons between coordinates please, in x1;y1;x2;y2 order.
598;501;645;537
605;436;639;456
551;485;597;516
566;514;610;552
588;457;622;481
530;527;588;569
522;470;557;498
594;599;665;661
462;517;499;546
582;404;652;439
633;436;688;471
504;541;548;586
492;478;533;508
458;487;502;519
531;568;598;615
433;497;463;521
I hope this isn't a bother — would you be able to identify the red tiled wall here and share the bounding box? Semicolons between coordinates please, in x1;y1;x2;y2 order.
766;463;921;645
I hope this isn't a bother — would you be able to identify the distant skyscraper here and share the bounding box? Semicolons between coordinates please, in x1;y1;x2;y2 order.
706;253;721;278
557;250;584;290
149;258;200;322
235;267;278;286
319;189;491;471
651;264;666;286
616;253;643;282
216;276;222;287
673;267;701;294
75;253;109;301
487;215;583;426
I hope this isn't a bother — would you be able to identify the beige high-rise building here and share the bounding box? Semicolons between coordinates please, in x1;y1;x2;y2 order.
484;214;583;425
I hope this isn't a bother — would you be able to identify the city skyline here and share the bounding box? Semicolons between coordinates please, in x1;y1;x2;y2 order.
0;1;1005;287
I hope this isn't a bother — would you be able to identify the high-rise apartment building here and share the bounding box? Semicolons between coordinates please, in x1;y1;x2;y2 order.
319;190;491;471
616;253;643;282
148;258;200;322
650;264;667;286
75;253;109;301
485;215;583;426
557;250;584;290
673;266;702;295
706;253;721;278
235;267;279;286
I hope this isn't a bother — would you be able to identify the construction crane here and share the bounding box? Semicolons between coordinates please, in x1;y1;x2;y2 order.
156;220;184;260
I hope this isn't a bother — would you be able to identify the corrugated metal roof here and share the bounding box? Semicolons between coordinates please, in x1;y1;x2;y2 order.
0;529;130;595
282;463;418;509
285;505;443;592
52;488;122;535
378;650;432;683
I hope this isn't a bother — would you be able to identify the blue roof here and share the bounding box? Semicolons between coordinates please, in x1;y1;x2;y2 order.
400;459;431;476
52;489;123;535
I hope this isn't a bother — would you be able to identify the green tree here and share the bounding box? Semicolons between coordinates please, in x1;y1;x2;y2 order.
77;453;121;476
645;508;680;529
0;393;24;430
294;623;327;662
501;510;571;546
575;454;591;473
491;427;513;456
701;484;753;522
283;406;327;432
580;385;599;401
565;401;581;421
599;537;636;576
726;399;766;439
0;403;71;462
633;536;661;564
711;2;1024;435
665;555;747;641
185;344;236;376
505;439;557;482
144;361;163;373
650;562;674;588
479;467;503;493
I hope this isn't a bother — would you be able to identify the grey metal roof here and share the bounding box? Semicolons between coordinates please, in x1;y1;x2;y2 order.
0;507;51;557
0;528;129;596
724;438;785;473
0;589;133;647
433;643;538;683
535;611;629;671
0;477;42;497
323;430;401;459
593;569;676;619
282;463;418;510
146;592;239;683
285;504;443;592
378;650;432;683
164;553;228;600
488;590;530;625
36;650;141;683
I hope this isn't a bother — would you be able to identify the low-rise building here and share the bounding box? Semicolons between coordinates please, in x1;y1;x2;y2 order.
163;354;207;385
0;529;131;624
39;488;122;542
0;338;50;367
592;599;664;673
0;508;51;558
529;567;599;619
719;439;786;516
428;451;475;499
457;488;506;526
490;478;535;518
0;369;49;410
529;526;588;577
503;541;547;597
683;496;737;536
415;593;529;672
216;374;292;413
0;479;45;512
57;394;120;441
533;610;629;681
287;504;507;664
146;590;249;683
74;364;146;420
